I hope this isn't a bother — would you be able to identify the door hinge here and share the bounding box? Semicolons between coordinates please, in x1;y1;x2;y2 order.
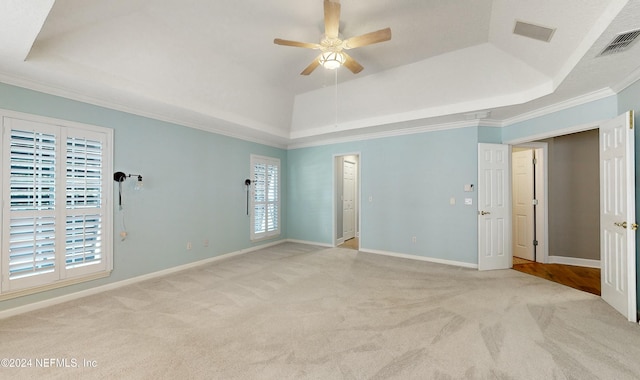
532;199;538;205
533;240;539;246
532;157;537;165
630;110;635;130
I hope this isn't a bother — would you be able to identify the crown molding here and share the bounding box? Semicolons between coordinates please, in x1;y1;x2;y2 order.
477;119;503;128
3;66;639;151
287;119;480;149
0;73;289;149
500;87;616;127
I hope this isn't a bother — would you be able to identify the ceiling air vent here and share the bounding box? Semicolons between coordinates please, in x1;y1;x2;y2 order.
598;29;640;56
513;21;555;42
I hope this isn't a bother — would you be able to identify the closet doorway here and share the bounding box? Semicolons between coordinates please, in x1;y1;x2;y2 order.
334;154;360;249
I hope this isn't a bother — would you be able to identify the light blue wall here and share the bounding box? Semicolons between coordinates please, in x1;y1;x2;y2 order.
478;126;502;143
617;78;640;317
288;127;479;264
0;82;287;311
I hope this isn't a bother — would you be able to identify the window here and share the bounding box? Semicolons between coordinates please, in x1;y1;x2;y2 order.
250;155;280;240
1;114;113;297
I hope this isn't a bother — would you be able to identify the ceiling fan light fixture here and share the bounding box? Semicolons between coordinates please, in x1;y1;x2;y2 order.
319;51;345;70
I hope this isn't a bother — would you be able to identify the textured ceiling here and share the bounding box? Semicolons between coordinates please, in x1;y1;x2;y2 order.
0;0;639;147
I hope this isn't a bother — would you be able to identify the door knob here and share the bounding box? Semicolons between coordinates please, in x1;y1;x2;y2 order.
480;211;491;215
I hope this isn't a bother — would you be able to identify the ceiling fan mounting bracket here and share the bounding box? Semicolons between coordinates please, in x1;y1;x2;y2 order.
321;34;343;49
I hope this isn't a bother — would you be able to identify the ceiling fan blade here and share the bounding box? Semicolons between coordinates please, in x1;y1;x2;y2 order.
344;27;392;49
324;0;341;39
342;52;364;74
301;57;321;75
274;38;321;49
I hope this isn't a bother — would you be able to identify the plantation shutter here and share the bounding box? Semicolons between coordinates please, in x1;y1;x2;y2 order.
65;133;105;273
250;155;280;240
6;127;58;286
2;116;111;294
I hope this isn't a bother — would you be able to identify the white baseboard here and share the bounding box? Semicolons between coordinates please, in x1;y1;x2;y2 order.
286;239;334;248
360;247;478;269
0;240;286;320
547;256;600;268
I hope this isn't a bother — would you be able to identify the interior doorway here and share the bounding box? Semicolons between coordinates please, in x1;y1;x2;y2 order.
511;131;602;294
334;154;360;249
482;112;635;321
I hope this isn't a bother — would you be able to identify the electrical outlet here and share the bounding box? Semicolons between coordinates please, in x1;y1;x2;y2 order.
186;242;192;250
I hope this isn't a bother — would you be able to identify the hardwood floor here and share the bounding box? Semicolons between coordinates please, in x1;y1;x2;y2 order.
339;237;359;250
512;258;601;296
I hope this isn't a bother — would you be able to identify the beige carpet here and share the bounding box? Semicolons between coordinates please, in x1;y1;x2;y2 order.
1;243;640;379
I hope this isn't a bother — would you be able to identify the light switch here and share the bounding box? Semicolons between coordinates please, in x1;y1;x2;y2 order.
450;197;456;205
464;198;473;205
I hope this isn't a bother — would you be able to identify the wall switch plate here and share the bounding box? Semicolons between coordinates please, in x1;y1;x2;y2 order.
464;198;473;205
464;184;474;192
450;197;456;205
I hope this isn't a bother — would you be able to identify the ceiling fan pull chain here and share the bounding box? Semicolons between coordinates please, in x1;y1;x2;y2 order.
335;69;338;128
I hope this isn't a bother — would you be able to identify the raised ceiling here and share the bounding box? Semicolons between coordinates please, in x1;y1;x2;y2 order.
1;0;639;148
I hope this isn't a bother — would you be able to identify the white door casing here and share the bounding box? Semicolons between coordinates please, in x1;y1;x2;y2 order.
343;160;356;240
512;149;535;261
600;111;637;322
478;143;511;271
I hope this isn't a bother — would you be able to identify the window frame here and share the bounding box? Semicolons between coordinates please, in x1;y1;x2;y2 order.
250;154;280;241
0;110;113;299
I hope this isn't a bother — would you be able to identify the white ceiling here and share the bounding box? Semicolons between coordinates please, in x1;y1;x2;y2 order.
1;0;639;148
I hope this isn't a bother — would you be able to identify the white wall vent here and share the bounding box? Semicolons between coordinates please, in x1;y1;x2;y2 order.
513;21;555;43
598;29;640;56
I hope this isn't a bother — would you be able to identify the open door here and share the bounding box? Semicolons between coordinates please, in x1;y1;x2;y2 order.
334;154;360;248
343;159;356;241
600;111;637;322
478;143;511;270
512;149;535;261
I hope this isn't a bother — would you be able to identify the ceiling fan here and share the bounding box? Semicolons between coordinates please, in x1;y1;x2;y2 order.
274;0;392;75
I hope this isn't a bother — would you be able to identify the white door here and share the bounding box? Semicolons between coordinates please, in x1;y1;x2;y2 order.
343;160;356;240
600;111;637;322
478;143;511;270
512;149;535;261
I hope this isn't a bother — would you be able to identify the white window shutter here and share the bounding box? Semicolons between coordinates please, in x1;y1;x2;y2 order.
2;116;112;294
250;155;280;240
5;127;59;287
